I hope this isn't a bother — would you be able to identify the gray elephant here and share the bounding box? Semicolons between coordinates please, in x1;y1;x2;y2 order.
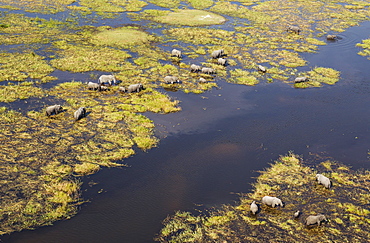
287;25;301;34
118;86;127;92
199;78;207;83
257;65;267;73
98;74;116;86
46;105;63;117
171;49;182;58
127;83;144;93
164;76;180;84
190;64;201;72
262;196;284;208
217;58;227;66
294;76;309;83
305;214;327;226
201;67;215;74
327;35;337;40
87;82;101;91
316;174;331;188
100;85;110;91
74;107;86;121
250;201;259;215
211;49;224;59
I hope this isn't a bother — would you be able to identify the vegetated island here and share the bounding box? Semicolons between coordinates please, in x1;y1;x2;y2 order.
157;153;370;242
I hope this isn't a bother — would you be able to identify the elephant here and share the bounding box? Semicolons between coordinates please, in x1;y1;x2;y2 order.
287;25;301;34
45;105;63;117
190;64;202;72
164;76;180;84
118;86;127;92
316;174;331;188
98;74;116;86
199;78;207;83
100;85;110;91
262;196;284;208
294;210;301;218
127;83;144;93
74;107;86;121
87;82;101;91
171;49;182;58
211;49;224;59
217;58;227;66
250;201;259;215
201;67;215;74
257;65;267;73
327;35;337;40
294;76;309;83
305;214;327;226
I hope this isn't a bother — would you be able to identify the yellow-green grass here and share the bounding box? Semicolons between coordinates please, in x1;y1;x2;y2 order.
90;26;156;47
157;153;370;242
142;10;226;26
357;38;370;59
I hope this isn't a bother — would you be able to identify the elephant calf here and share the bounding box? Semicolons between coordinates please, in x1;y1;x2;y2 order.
250;201;259;215
46;105;63;117
201;67;215;75
211;49;224;59
294;77;309;83
87;82;100;91
171;49;182;58
305;214;327;226
262;196;284;208
316;174;331;188
257;65;267;73
98;74;116;86
287;25;301;34
199;78;207;83
100;85;110;91
127;83;144;93
217;58;227;66
327;35;337;40
164;76;180;84
190;64;201;72
74;107;86;121
118;86;127;92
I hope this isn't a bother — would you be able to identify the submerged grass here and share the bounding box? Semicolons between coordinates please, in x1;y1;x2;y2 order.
157;153;370;242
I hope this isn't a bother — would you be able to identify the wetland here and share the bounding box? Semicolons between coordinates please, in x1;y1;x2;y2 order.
0;0;369;242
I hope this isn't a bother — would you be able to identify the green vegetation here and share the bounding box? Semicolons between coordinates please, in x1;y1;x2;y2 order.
157;153;370;242
0;0;369;236
150;10;226;26
0;80;180;234
0;52;54;82
357;38;370;58
0;82;46;102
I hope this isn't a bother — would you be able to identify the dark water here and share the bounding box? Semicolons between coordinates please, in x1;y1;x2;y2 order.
2;14;370;243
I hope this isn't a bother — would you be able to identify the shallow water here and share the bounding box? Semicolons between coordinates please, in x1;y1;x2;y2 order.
1;7;370;243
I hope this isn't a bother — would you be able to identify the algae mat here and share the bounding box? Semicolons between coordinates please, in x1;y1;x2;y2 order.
157;154;370;242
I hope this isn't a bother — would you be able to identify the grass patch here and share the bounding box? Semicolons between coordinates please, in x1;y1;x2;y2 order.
157;153;370;242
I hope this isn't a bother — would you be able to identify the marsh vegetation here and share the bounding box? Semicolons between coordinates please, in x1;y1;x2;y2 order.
0;0;369;238
157;154;370;242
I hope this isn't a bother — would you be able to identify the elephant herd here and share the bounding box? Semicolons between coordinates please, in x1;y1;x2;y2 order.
169;48;229;84
45;75;145;121
45;104;86;121
250;173;332;227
